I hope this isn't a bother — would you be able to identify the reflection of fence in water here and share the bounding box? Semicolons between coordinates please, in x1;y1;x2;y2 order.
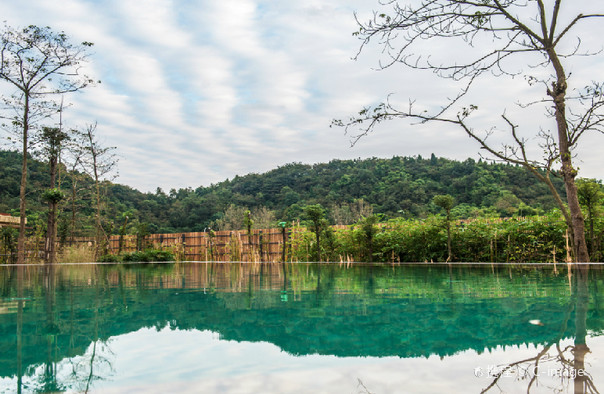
92;262;295;293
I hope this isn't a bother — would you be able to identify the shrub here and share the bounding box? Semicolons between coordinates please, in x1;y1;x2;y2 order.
98;253;120;263
98;249;175;263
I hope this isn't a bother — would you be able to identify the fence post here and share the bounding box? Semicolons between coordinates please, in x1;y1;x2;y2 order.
259;231;263;262
278;222;287;262
288;229;292;262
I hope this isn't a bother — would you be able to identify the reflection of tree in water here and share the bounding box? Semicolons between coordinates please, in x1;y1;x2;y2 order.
66;339;115;394
481;265;598;394
37;265;63;393
16;265;116;394
78;266;115;394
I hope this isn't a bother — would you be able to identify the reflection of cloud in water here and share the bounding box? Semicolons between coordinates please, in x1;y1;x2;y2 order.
5;327;597;394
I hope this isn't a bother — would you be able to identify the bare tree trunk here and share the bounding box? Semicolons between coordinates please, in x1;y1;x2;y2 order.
45;158;58;264
446;217;452;262
548;51;590;262
71;183;77;243
564;177;589;262
315;231;321;262
17;96;29;265
93;157;103;257
46;202;57;264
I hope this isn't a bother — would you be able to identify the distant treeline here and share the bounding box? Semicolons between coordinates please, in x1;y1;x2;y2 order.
0;150;570;236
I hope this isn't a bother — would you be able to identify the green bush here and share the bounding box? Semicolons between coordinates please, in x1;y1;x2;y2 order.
97;249;175;263
290;210;576;263
98;253;120;263
122;249;175;262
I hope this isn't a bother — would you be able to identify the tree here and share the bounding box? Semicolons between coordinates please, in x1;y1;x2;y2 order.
331;199;374;225
252;207;276;229
433;194;455;261
39;126;69;264
0;24;95;263
214;204;248;231
62;137;89;241
0;226;17;263
304;204;328;262
357;214;380;262
334;1;604;262
118;210;133;254
79;123;117;258
243;209;254;260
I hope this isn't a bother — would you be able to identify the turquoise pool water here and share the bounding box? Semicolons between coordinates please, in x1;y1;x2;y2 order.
0;262;602;393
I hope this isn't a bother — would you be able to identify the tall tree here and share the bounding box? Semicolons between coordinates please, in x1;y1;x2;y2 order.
39;126;69;264
0;24;94;263
79;123;117;258
305;204;328;262
62;138;88;242
334;1;604;262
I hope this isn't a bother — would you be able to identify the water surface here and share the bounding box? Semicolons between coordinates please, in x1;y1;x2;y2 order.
0;262;602;393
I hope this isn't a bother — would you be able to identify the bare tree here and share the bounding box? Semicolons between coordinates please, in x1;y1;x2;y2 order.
0;24;95;263
78;123;117;258
63;138;89;242
333;1;604;262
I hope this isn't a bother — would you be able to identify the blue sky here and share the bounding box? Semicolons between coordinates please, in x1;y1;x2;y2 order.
1;0;602;192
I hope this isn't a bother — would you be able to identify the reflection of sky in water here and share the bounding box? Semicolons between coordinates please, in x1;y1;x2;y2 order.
3;327;602;393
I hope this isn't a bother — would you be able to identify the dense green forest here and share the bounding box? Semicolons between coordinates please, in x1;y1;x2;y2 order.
0;149;571;236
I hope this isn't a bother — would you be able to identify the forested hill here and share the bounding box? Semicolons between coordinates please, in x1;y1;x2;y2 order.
0;150;566;234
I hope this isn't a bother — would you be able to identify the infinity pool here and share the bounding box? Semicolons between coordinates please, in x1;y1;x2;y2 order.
1;262;602;393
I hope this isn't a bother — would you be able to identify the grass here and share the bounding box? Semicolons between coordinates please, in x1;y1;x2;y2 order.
57;244;96;263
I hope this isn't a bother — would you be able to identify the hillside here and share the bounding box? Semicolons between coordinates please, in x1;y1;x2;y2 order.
0;150;566;234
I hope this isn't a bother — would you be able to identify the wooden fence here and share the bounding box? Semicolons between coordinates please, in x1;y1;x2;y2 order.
72;228;306;262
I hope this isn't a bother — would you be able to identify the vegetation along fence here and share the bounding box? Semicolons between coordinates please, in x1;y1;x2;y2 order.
73;227;314;263
5;212;602;264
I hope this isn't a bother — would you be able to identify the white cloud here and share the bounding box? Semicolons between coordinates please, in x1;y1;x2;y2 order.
115;0;191;49
0;0;602;192
188;48;239;129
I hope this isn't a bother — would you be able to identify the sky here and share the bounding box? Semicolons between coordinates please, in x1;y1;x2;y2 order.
0;0;602;193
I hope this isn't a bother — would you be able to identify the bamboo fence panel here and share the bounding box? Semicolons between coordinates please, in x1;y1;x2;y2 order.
69;227;307;262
